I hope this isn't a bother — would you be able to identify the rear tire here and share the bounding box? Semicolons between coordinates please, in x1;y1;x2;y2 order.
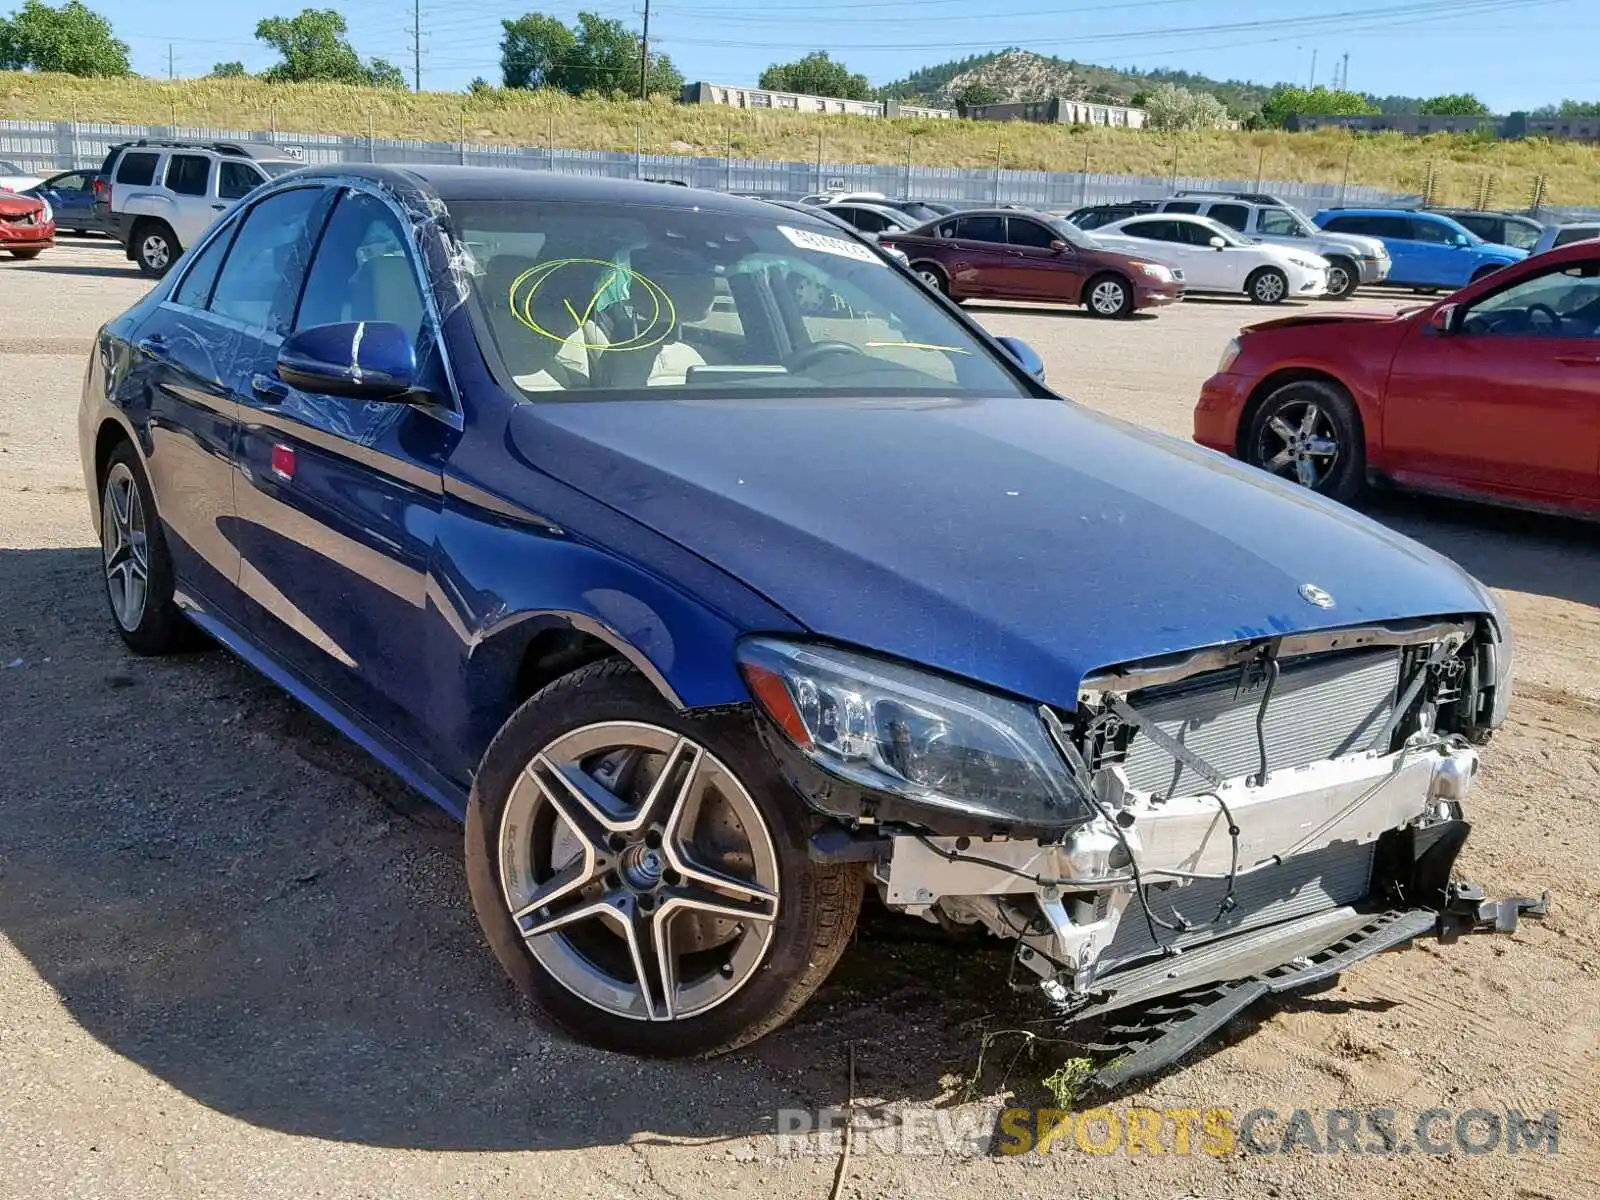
1084;273;1134;318
99;441;200;655
6;249;42;260
1244;379;1365;502
1470;264;1503;284
1247;267;1289;305
1324;256;1359;300
131;219;179;277
465;661;864;1057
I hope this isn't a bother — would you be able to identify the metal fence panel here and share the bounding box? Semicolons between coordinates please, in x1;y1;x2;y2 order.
0;116;1430;213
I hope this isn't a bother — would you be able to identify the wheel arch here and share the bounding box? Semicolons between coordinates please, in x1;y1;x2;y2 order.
1238;368;1366;458
90;414;145;526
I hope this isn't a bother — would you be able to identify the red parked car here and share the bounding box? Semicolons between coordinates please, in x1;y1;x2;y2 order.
879;208;1184;318
1195;239;1600;517
0;190;55;260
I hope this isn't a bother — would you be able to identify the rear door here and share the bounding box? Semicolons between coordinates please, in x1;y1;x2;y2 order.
1001;215;1085;301
943;213;1012;297
231;186;459;758
1383;256;1600;502
161;152;217;248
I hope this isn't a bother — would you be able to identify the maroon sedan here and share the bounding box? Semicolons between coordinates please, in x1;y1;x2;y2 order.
879;209;1184;318
0;190;54;260
1195;239;1600;517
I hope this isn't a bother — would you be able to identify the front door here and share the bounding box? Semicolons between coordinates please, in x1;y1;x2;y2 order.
231;186;459;759
1002;215;1085;302
1383;257;1600;504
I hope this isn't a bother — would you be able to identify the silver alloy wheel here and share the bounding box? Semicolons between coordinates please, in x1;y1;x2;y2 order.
498;722;781;1023
1258;401;1340;489
1326;263;1352;297
101;462;150;632
140;233;170;271
1253;271;1287;303
917;267;943;291
1090;279;1126;314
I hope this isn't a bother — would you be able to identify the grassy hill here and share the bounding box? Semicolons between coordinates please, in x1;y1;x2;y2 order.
4;71;1597;206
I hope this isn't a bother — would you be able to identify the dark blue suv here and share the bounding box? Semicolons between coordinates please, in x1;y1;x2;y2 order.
78;164;1513;1066
1314;207;1526;290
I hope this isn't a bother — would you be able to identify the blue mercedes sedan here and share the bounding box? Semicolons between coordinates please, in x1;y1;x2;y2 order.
80;165;1516;1066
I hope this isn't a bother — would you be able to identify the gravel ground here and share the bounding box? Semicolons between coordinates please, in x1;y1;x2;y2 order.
1;238;1595;1200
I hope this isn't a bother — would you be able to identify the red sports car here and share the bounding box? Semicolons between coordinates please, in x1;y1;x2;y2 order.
879;209;1184;318
1195;239;1600;516
0;189;55;260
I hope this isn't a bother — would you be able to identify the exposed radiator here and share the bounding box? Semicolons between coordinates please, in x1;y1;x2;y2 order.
1099;838;1377;972
1120;647;1402;797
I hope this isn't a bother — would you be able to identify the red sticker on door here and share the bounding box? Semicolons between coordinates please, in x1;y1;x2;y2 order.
270;444;296;480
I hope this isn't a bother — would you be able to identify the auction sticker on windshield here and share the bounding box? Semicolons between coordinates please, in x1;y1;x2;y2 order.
778;225;884;265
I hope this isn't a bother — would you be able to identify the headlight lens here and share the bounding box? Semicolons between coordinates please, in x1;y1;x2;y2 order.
1289;256;1321;270
737;638;1086;827
1137;262;1172;280
1216;336;1242;374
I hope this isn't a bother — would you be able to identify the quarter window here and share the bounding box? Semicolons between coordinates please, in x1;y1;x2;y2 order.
114;152;159;186
1553;227;1600;249
171;228;233;309
165;154;211;197
295;190;426;342
1163;201;1202;214
208;187;324;335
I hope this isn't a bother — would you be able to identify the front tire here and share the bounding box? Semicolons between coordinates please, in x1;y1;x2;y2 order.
1084;273;1133;318
1247;267;1289;305
1244;379;1365;502
7;249;43;260
914;262;949;295
1324;256;1359;300
132;220;179;277
465;661;864;1057
99;442;198;654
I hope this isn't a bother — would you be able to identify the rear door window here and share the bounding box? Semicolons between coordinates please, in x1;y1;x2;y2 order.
115;152;159;186
171;227;234;309
207;187;326;335
165;154;212;197
1120;219;1178;242
1208;203;1250;232
1163;201;1203;214
951;214;1006;244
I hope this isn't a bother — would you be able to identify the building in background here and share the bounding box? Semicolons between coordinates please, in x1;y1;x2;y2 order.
681;83;953;120
1287;111;1599;141
962;98;1148;129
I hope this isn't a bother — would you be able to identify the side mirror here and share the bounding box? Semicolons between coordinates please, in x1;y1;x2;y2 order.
996;335;1046;383
1427;304;1457;335
1453;233;1472;248
277;321;418;400
1209;235;1227;250
1049;239;1070;253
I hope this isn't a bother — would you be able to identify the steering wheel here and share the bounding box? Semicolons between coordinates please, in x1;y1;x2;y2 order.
1526;302;1561;332
789;340;866;372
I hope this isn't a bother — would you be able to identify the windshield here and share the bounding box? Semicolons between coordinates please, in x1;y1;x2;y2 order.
1045;216;1105;249
452;200;1029;401
1500;222;1542;251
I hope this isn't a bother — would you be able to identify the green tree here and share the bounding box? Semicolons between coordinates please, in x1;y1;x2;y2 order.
255;8;404;87
1532;98;1600;117
1260;84;1379;128
1419;92;1490;116
952;81;1003;110
1142;82;1231;131
208;60;247;77
0;0;130;76
499;10;679;97
759;51;871;101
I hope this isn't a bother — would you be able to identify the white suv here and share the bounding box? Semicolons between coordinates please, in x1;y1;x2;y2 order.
103;140;304;276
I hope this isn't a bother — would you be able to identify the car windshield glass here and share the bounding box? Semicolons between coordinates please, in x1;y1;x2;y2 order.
258;161;301;178
1500;222;1542;251
453;200;1029;400
1283;206;1320;236
1045;217;1103;248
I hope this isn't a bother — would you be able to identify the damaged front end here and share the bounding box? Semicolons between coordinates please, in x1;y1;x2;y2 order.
743;613;1539;1084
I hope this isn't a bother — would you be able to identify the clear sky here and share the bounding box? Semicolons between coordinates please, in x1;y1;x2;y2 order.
114;0;1599;111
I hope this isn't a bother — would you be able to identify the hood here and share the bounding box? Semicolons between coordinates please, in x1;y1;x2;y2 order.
1314;230;1387;257
509;396;1492;710
1254;242;1328;267
1477;241;1529;261
1244;308;1407;335
0;191;43;218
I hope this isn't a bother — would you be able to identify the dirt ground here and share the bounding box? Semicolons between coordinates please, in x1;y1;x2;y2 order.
1;238;1596;1200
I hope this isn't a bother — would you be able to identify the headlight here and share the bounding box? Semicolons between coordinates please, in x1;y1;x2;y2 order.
1137;262;1172;280
1289;256;1321;270
39;199;52;224
737;638;1087;827
1216;336;1241;374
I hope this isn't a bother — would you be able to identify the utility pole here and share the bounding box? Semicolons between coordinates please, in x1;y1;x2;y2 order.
639;0;651;100
411;0;422;92
1341;52;1350;92
167;43;174;81
1309;49;1318;88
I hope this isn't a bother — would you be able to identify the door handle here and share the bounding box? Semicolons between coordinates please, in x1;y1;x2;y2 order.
251;373;290;401
211;204;226;211
1554;353;1600;367
134;333;167;356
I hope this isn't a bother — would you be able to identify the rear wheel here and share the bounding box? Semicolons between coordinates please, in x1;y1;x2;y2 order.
6;249;42;260
99;442;199;654
1247;267;1289;305
1324;256;1359;300
465;661;864;1057
1244;379;1365;502
1084;273;1133;318
132;220;179;277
